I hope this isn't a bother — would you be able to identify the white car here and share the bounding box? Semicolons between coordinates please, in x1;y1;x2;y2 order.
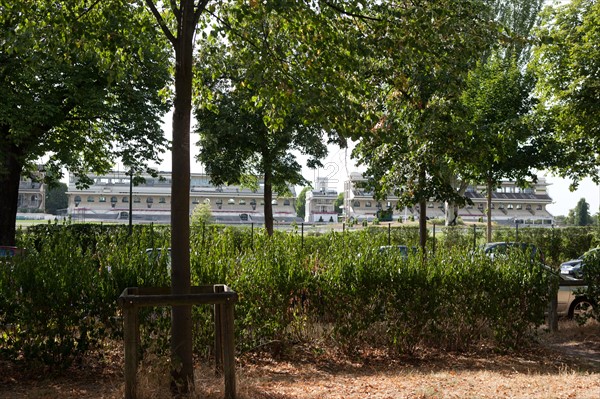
557;275;595;320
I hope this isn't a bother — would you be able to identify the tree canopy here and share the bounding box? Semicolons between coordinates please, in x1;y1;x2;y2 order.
532;0;600;186
350;0;497;247
459;54;539;240
0;0;172;245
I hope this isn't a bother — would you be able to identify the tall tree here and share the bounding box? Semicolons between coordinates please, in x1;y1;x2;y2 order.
0;0;171;246
350;0;496;249
193;3;366;236
459;54;539;242
532;0;600;186
574;198;592;226
449;0;546;232
195;89;326;236
45;182;68;215
143;0;208;390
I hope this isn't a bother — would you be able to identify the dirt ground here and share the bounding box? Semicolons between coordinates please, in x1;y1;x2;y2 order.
1;320;599;399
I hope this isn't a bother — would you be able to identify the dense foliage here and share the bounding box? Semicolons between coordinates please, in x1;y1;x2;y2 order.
2;223;598;369
0;0;172;246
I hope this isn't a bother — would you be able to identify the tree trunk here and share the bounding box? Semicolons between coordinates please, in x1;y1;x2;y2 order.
445;201;458;226
486;179;493;243
169;0;195;391
264;168;274;236
419;197;427;251
0;135;23;246
418;167;428;251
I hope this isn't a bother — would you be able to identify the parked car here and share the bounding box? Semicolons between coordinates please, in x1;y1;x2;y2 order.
145;247;172;276
560;248;599;280
0;246;24;258
378;245;412;259
481;242;546;264
557;274;595;320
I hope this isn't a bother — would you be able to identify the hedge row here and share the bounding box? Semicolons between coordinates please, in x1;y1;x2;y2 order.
0;222;595;368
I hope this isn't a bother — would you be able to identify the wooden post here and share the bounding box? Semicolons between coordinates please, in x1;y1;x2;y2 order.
123;302;139;399
214;285;224;376
222;295;236;399
547;276;559;332
118;286;237;399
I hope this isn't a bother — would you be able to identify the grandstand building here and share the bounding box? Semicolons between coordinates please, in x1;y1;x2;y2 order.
305;177;339;223
66;171;300;224
343;172;554;226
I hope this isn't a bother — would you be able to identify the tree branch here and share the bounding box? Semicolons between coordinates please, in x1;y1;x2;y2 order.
145;0;177;46
194;0;211;25
323;1;383;22
169;0;181;21
76;0;103;21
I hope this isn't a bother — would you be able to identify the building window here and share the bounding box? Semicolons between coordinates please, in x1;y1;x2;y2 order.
134;197;141;203
516;204;522;210
283;199;291;206
159;197;166;204
271;199;278;205
192;197;200;204
428;203;434;208
122;197;129;203
507;204;514;209
537;205;543;210
498;204;504;209
353;200;360;208
239;199;246;205
526;204;532;210
228;198;235;205
365;201;372;208
99;196;106;202
146;197;154;203
87;196;95;202
74;196;81;206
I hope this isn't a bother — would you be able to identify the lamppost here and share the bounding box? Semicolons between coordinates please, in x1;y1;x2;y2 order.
128;169;133;235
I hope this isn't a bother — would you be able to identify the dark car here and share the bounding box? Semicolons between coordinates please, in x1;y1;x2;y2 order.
378;245;410;258
560;248;599;280
482;242;545;264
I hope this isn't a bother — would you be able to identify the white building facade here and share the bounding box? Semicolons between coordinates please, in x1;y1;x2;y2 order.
343;173;554;226
66;171;300;224
305;177;339;223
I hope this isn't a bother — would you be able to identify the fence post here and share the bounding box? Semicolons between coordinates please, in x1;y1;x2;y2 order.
432;223;436;255
388;223;391;246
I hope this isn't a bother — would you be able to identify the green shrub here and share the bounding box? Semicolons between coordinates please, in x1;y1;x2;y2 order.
0;224;561;367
